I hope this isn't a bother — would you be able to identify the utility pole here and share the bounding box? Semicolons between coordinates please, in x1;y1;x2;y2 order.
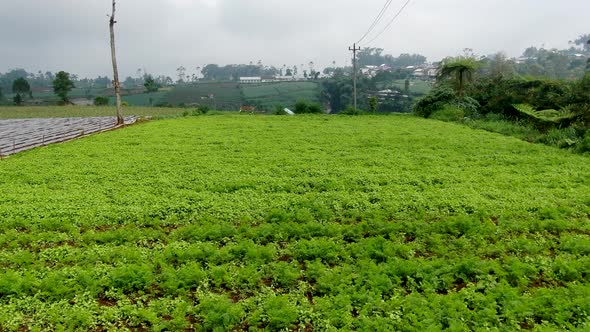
109;0;124;126
349;43;361;110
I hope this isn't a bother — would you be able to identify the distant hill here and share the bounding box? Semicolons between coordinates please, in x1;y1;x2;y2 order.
4;81;323;111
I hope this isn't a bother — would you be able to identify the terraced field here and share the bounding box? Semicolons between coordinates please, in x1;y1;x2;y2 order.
164;83;244;110
0;115;589;331
242;82;320;109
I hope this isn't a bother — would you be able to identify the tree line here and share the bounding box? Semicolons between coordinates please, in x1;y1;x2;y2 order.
0;71;75;106
413;34;590;153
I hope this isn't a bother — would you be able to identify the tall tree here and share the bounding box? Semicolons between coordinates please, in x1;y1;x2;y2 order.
489;52;514;79
144;74;160;106
438;57;479;97
12;77;31;105
53;71;75;103
144;75;160;93
109;0;124;126
572;34;590;53
12;77;32;103
176;66;186;83
369;96;378;113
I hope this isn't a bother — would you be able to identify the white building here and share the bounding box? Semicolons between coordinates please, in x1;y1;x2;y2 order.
239;77;262;84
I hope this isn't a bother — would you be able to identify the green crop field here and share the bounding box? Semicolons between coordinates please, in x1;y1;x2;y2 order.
1;114;590;331
108;91;169;107
242;82;320;109
164;83;244;110
391;79;433;95
7;88;112;100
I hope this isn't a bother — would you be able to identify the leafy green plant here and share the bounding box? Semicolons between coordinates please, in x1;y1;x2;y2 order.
577;131;590;153
108;264;154;293
340;105;364;115
540;127;580;148
413;86;456;118
198;295;244;331
274;105;287;115
294;100;323;114
259;295;299;330
431;105;465;122
513;103;577;131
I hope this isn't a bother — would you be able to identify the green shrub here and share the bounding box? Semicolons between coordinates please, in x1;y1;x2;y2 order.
94;96;109;106
307;103;322;114
469;78;573;117
274;105;287;115
455;96;480;116
413;86;456;118
183;106;210;117
461;114;542;142
576;131;590;153
294;101;308;114
340;105;364;115
540;127;580;148
294;100;323;114
431;105;465;122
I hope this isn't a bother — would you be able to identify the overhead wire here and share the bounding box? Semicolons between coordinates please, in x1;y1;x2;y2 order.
363;0;413;46
356;0;394;44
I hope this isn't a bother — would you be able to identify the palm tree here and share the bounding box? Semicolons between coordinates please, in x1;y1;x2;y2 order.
437;57;479;97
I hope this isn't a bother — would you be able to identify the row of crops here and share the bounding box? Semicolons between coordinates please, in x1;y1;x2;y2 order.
0;115;589;330
241;82;321;109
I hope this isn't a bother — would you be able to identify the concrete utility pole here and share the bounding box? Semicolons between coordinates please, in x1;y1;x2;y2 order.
109;0;124;126
349;43;361;110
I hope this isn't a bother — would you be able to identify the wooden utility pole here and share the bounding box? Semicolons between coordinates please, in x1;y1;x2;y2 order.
109;0;124;126
349;43;361;110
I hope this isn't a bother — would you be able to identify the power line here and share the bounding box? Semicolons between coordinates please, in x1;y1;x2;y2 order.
356;0;394;44
363;0;413;46
348;43;361;110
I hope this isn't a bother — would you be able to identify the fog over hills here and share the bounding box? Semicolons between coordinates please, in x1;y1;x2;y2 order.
1;0;588;77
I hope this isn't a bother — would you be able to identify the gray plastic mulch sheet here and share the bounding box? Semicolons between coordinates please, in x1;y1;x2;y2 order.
0;116;138;157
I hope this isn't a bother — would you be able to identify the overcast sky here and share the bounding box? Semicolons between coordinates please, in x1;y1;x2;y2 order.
1;0;588;78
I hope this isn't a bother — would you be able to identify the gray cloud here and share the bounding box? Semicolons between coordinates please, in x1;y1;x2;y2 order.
1;0;588;78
